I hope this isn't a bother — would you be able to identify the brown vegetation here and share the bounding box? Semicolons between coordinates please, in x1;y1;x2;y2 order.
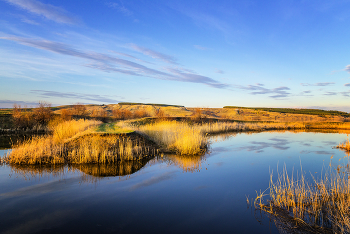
12;102;53;129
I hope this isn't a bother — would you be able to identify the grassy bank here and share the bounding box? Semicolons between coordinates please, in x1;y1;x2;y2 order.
5;119;158;164
6;118;350;165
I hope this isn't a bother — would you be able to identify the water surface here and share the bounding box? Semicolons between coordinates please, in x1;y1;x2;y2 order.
0;131;348;234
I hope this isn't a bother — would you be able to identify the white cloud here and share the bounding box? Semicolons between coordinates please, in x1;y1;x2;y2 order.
345;65;350;73
194;45;209;50
130;43;178;64
4;0;78;24
106;2;132;16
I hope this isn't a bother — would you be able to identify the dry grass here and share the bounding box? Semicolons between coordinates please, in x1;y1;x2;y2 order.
198;121;307;134
121;120;207;155
255;164;350;233
6;119;157;164
337;138;350;152
50;119;101;143
66;133;157;163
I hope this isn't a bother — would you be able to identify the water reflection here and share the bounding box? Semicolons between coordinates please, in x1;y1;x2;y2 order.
8;159;152;179
71;159;152;177
162;154;206;172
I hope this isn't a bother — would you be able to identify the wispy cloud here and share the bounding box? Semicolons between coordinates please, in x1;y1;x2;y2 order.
340;91;350;97
344;83;350;87
106;2;132;16
194;45;209;50
301;82;335;86
20;17;40;25
0;99;39;108
130;43;178;64
215;69;224;74
238;83;291;99
180;9;232;37
3;0;79;24
165;67;228;88
30;90;122;103
110;50;153;64
324;91;337;96
345;65;350;73
1;36;229;89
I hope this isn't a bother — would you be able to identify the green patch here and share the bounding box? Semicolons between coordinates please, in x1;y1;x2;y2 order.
95;123;134;134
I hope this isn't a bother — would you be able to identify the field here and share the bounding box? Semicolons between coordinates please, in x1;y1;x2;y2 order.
2;103;350;132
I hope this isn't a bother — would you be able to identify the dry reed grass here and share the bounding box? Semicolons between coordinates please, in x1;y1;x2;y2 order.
66;134;157;163
337;138;350;152
198;121;307;134
255;164;350;233
122;120;207;155
6;119;157;164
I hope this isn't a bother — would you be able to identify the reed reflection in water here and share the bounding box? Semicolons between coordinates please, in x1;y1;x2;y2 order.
161;154;206;172
8;158;152;180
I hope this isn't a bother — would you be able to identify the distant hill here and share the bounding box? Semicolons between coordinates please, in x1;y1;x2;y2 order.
223;106;350;117
118;102;184;107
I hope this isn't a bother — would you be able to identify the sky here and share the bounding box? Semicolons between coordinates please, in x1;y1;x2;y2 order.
1;0;350;111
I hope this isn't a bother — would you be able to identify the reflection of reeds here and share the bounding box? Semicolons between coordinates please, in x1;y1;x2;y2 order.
8;159;151;179
9;164;67;179
255;164;350;233
163;154;205;172
72;159;151;177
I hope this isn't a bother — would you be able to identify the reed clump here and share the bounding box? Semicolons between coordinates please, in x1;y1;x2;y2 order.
126;120;207;155
255;165;350;233
6;119;157;164
336;138;350;152
7;119;100;164
197;121;306;134
66;133;157;163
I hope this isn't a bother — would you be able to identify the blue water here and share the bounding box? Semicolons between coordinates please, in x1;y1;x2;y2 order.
0;131;348;234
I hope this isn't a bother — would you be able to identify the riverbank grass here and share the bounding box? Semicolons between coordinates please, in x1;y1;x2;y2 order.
6;119;157;164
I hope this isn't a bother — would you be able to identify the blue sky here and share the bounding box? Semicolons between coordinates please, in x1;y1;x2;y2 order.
1;0;350;111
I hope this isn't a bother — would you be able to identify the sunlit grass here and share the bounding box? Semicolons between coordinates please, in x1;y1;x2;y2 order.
6;119;156;164
337;138;350;152
129;120;207;155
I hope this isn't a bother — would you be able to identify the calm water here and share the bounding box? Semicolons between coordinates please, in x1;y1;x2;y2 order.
0;131;349;234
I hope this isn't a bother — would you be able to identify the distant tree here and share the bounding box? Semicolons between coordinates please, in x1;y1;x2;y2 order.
73;103;87;117
155;109;167;119
33;101;53;125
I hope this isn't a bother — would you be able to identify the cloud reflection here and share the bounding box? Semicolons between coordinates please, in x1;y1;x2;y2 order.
238;137;291;153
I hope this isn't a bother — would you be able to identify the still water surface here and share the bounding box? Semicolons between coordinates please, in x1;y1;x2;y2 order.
0;131;349;234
